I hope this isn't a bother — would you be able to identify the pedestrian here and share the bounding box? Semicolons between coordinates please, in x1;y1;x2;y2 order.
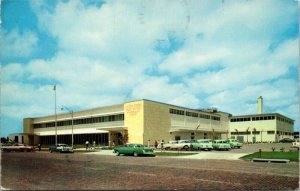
161;140;164;151
38;144;41;151
85;140;89;151
93;141;96;150
112;141;115;148
154;140;158;149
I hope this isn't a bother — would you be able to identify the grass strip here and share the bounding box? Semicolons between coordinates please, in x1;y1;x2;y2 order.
240;151;299;161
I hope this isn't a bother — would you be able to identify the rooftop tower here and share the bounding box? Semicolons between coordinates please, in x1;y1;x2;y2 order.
257;96;263;114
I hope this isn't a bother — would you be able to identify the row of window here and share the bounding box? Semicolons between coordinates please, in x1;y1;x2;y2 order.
231;131;292;135
232;116;275;122
230;115;294;125
252;116;275;121
170;109;220;121
277;116;294;125
33;114;124;129
231;115;276;122
170;109;184;115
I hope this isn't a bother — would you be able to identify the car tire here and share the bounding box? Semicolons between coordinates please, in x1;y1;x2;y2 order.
49;149;53;153
182;145;189;151
133;152;138;157
116;151;120;156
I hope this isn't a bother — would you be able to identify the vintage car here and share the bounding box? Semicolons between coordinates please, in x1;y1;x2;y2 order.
212;140;231;151
161;140;178;150
163;140;191;150
1;143;35;152
279;138;294;143
227;139;243;149
49;144;74;153
191;139;213;151
113;143;155;157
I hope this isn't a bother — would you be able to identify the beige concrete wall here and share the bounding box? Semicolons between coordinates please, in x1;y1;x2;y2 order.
143;100;171;146
124;101;144;144
23;118;34;134
230;120;277;142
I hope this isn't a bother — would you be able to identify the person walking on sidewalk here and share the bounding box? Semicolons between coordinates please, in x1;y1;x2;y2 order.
85;140;89;151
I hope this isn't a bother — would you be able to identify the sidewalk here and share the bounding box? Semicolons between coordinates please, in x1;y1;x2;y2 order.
82;149;251;160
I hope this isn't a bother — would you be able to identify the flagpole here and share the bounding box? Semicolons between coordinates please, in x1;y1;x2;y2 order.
54;85;57;146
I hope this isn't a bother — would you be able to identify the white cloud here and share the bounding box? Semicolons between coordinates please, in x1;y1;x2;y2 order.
2;0;298;136
131;76;200;108
2;29;38;58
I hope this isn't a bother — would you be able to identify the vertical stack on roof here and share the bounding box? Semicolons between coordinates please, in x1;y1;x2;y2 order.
257;96;263;114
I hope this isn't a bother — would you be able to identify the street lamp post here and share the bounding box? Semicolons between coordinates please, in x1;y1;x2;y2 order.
195;123;200;139
53;85;57;146
246;127;250;144
253;128;256;143
61;106;74;148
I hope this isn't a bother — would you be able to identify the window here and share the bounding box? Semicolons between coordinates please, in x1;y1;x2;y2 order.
186;111;198;117
267;131;275;134
212;116;220;121
169;108;184;115
200;114;210;119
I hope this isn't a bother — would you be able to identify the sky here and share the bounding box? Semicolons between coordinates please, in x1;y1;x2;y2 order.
1;0;299;137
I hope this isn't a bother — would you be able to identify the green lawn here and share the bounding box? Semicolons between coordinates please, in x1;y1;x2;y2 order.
155;152;198;157
240;151;299;161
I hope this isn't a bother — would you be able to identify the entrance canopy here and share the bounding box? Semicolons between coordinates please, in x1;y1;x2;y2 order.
96;126;127;132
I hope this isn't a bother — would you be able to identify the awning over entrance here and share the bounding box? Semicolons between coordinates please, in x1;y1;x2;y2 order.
96;126;127;132
169;128;227;134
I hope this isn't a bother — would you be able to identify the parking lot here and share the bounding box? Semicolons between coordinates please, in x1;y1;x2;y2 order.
1;143;299;190
86;142;299;160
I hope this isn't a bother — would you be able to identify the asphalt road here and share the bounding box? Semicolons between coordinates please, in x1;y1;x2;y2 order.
1;152;299;190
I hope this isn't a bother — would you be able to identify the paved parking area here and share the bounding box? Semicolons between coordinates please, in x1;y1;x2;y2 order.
1;152;299;190
84;143;299;160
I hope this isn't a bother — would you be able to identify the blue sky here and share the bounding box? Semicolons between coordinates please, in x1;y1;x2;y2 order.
1;0;299;137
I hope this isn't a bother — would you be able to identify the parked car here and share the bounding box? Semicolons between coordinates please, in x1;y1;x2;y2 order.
279;138;294;143
212;140;231;151
1;143;35;152
163;140;191;150
191;139;213;151
49;144;74;153
113;143;155;157
162;140;178;150
227;139;243;149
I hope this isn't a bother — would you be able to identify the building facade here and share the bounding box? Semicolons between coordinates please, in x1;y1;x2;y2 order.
11;98;294;146
229;113;294;143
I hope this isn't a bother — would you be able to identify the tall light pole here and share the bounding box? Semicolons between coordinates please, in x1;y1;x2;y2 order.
195;122;200;139
61;106;74;148
53;85;57;146
253;128;256;143
246;127;250;144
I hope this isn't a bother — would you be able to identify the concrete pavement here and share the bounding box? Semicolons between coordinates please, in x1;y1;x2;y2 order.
83;149;251;160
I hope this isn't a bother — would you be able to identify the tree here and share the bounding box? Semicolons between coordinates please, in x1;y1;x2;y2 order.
1;137;8;143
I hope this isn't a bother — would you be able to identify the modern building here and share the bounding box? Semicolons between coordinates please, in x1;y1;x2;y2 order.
10;97;294;146
229;96;294;143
